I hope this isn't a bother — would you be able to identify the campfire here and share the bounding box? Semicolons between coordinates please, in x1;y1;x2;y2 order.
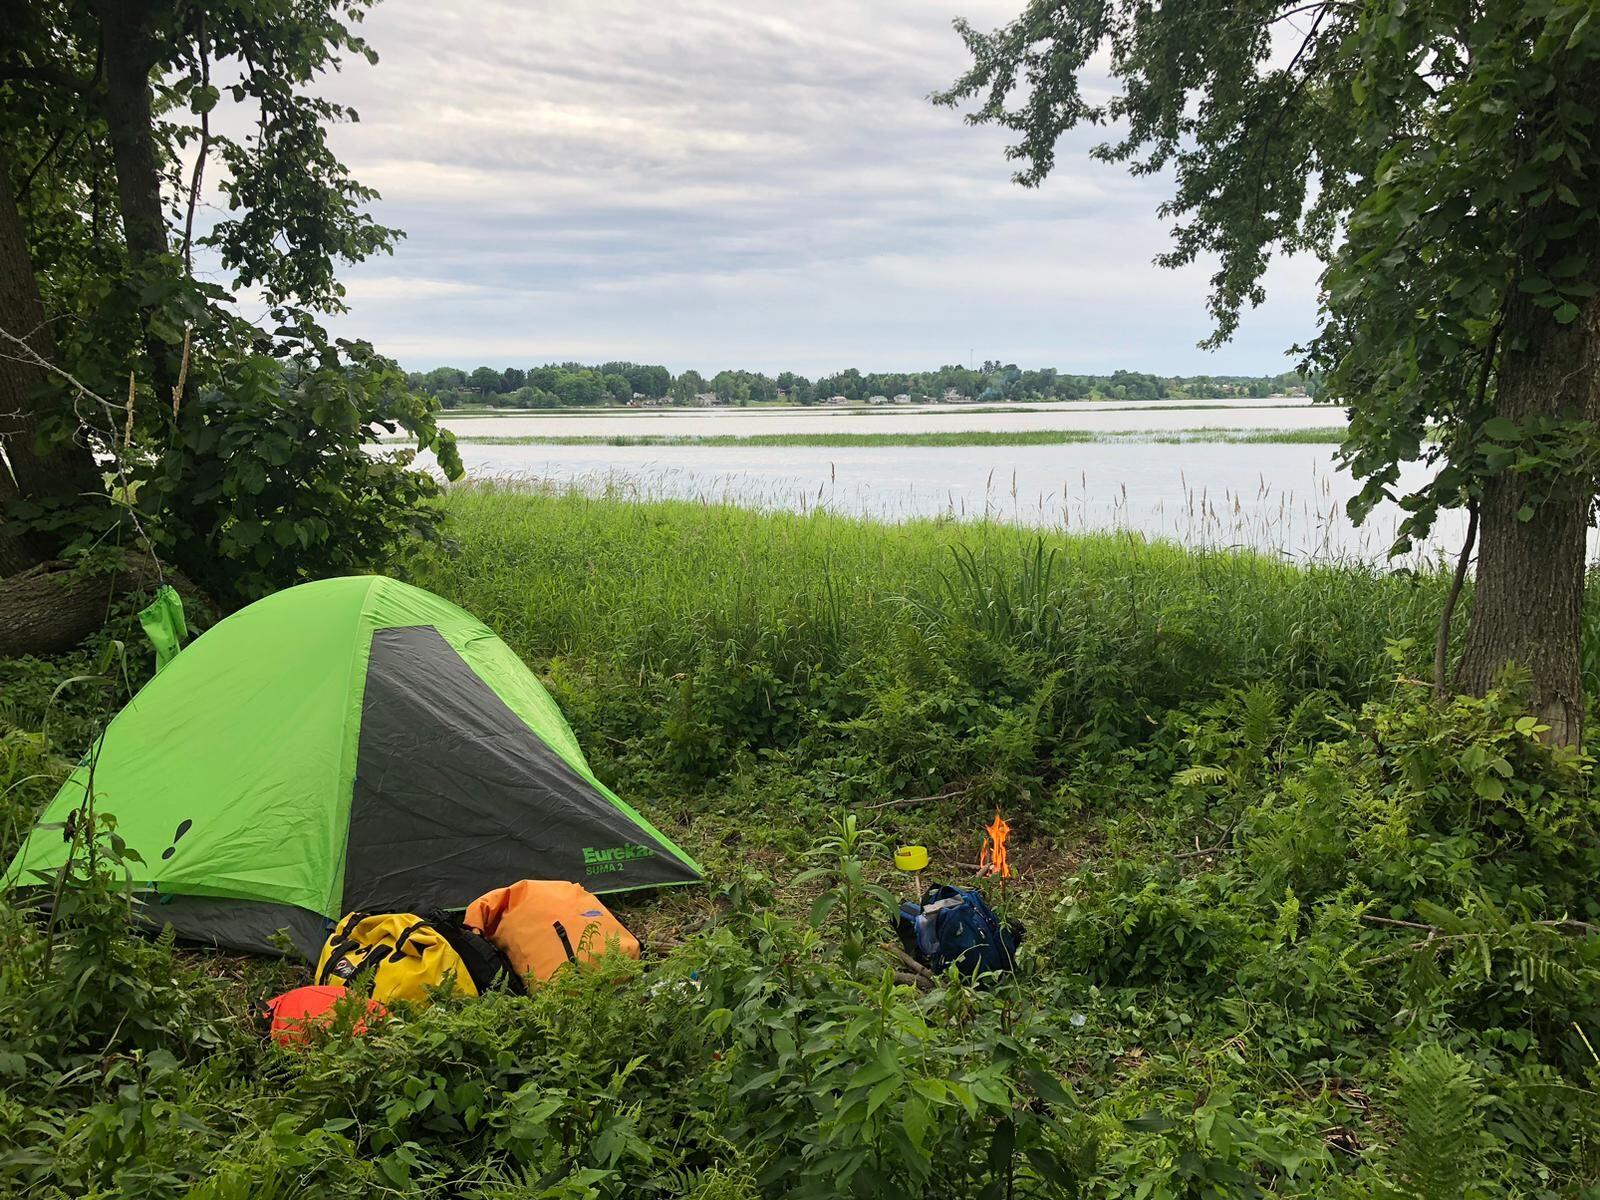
978;809;1011;879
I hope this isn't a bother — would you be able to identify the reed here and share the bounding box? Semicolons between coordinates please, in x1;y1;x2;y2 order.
412;482;1451;801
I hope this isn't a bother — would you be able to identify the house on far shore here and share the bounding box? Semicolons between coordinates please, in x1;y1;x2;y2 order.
892;393;911;405
868;394;890;405
694;392;722;406
942;387;967;404
826;394;849;405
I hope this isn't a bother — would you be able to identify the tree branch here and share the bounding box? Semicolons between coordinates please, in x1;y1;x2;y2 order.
1433;500;1478;697
181;15;211;275
0;63;95;94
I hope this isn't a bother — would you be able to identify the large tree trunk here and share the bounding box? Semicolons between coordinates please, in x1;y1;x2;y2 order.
0;142;103;578
1455;57;1600;746
92;0;180;400
1456;291;1600;745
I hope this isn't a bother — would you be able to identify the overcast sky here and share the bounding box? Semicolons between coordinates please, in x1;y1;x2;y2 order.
299;0;1320;376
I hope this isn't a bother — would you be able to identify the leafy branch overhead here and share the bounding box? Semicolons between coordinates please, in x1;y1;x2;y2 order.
1;0;461;619
941;0;1600;742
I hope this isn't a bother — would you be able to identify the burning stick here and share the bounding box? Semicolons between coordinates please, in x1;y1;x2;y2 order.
977;809;1011;885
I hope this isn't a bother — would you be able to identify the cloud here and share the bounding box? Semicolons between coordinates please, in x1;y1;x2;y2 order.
300;0;1319;375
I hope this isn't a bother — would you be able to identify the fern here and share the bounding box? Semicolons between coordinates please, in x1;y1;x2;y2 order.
1174;765;1232;789
1388;1044;1490;1199
1237;682;1282;763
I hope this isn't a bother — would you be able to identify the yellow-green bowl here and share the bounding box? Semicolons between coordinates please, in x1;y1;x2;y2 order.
894;845;929;871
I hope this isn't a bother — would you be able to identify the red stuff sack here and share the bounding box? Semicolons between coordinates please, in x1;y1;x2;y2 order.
261;984;386;1046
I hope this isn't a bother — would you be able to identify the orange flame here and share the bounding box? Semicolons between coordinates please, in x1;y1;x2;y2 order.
978;810;1011;879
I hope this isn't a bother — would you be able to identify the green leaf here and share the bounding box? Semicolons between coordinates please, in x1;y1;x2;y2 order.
1023;1067;1076;1109
1026;1147;1078;1188
1481;417;1519;441
1126;1112;1179;1133
865;1074;902;1116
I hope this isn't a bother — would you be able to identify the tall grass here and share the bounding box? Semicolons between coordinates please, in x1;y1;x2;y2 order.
424;480;1442;686
411;483;1452;819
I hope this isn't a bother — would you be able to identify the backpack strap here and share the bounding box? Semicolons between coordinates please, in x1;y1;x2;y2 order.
317;912;375;985
345;942;393;988
551;920;577;962
388;919;433;962
318;938;361;985
333;911;367;940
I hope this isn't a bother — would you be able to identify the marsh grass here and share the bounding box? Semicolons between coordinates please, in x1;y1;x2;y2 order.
412;481;1452;851
421;480;1440;685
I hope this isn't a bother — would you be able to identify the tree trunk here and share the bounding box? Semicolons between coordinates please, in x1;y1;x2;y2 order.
0;142;103;578
0;557;190;658
1456;289;1600;744
92;0;180;400
1455;55;1600;746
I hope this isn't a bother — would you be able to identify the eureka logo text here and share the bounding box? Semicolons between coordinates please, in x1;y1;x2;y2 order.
582;844;655;875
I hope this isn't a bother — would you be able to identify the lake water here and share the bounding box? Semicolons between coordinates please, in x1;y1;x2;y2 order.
442;397;1339;438
435;399;1470;563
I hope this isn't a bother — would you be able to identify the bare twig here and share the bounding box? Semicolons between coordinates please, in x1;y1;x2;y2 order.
1174;843;1235;860
1433;500;1478;696
1360;912;1597;934
172;327;190;422
1360;914;1431;931
1360;912;1599;966
0;321;164;580
123;371;135;448
895;948;933;977
864;784;974;811
1434;302;1504;695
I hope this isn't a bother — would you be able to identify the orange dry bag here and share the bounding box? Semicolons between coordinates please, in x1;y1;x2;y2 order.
466;880;639;984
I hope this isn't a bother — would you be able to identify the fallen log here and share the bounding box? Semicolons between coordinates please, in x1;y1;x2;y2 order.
0;557;175;658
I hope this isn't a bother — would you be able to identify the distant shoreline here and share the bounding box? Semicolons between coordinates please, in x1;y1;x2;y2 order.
440;399;1325;419
423;427;1348;448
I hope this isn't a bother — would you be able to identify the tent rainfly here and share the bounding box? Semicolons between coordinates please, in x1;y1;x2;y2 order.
7;576;702;956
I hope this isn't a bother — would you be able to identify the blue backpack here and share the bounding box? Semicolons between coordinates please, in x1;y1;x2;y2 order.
896;884;1022;978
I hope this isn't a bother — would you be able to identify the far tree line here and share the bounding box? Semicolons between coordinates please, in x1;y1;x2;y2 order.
410;362;1311;409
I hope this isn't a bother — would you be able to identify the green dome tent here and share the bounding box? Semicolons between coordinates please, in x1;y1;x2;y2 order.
7;576;702;956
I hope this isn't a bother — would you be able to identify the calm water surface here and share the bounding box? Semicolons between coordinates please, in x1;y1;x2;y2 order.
442;397;1340;438
435;400;1469;562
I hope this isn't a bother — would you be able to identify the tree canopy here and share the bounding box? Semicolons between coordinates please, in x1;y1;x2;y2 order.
940;0;1600;740
410;359;1307;408
0;0;460;633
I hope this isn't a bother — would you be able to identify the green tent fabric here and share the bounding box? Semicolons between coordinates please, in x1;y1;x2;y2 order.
7;576;701;956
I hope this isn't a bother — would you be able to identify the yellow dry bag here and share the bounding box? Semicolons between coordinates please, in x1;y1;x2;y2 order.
314;912;478;1004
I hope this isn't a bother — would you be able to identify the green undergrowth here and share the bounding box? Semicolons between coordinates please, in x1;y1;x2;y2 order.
2;489;1598;1196
435;427;1349;448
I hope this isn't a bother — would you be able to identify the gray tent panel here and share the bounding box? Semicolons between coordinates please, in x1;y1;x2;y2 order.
344;626;699;911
